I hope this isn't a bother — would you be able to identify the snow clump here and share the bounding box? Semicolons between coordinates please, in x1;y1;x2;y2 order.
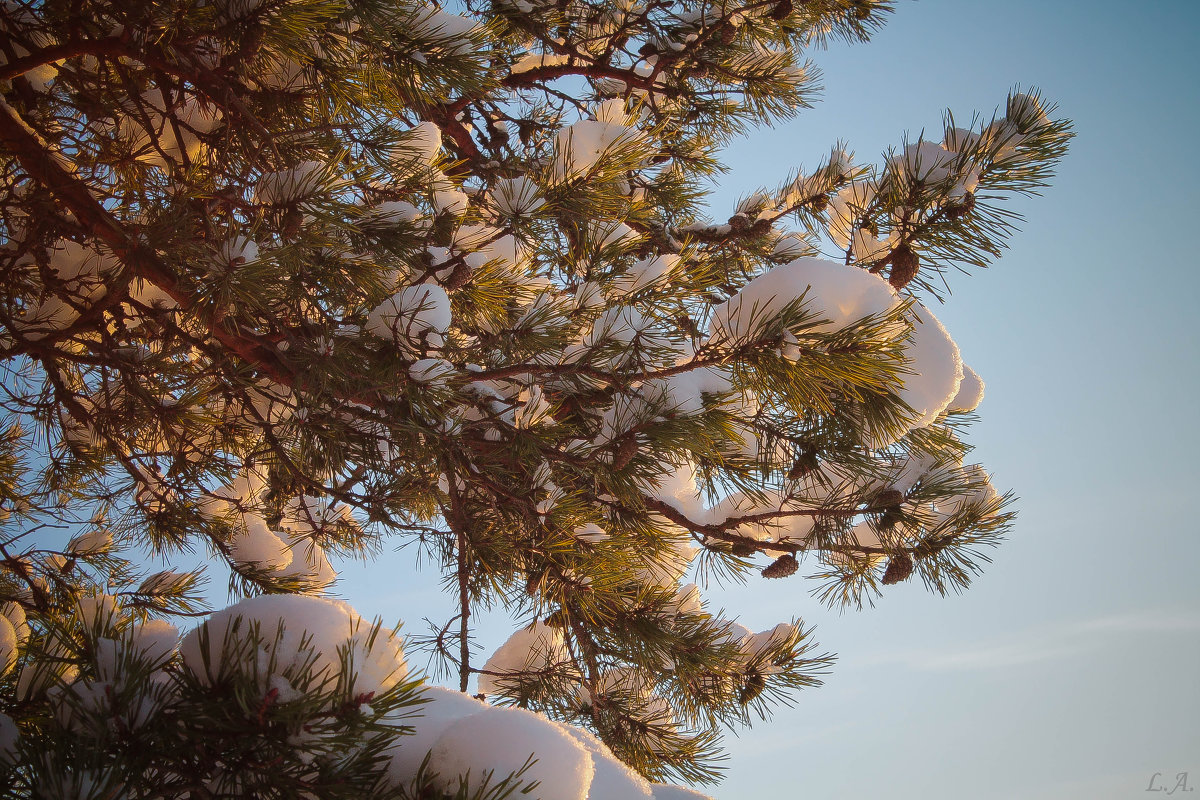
394;121;443;166
947;364;985;412
179;594;406;701
708;256;896;341
366;283;452;350
0;615;16;678
14;239;120;339
553;118;644;181
428;704;594;800
710;256;975;444
477;621;569;697
407;7;479;54
893;301;963;434
255;161;326;206
382;684;715;799
563;725;654;800
227;513;294;572
490;176;545;216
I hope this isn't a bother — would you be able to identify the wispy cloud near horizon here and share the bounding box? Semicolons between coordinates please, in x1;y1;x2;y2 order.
853;608;1199;673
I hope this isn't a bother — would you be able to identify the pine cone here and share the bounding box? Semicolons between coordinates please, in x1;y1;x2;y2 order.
761;553;799;579
876;488;905;531
875;488;904;508
787;447;818;481
281;208;303;239
739;671;766;705
881;552;914;585
912;535;951;559
878;505;903;531
944;192;976;219
768;0;793;20
728;213;752;232
441;260;473;290
612;436;638;471
888;243;919;290
730;541;758;557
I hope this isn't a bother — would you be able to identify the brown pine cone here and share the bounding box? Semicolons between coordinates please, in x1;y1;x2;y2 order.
612;436;638;471
769;0;793;20
888;243;919;290
739;671;766;705
761;553;799;579
881;552;914;585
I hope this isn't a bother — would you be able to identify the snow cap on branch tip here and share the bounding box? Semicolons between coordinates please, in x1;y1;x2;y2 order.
886;301;963;440
947;364;985;413
255;161;327;206
409;357;457;385
890;140;958;184
563;725;655;799
709;257;968;444
123;619;180;671
427;705;594;800
432;176;468;216
589;219;644;251
611;253;682;294
276;537;339;591
1007;92;1050;133
406;7;480;54
358;200;423;229
490;176;545;216
196;468;267;521
772;232;813;259
511;52;571;74
827;180;877;250
478;621;568;697
573;522;610;543
395;121;443;166
932;464;999;522
708;256;898;342
228;513;294;573
45;238;119;282
1;603;28;646
76;593;122;630
552;118;646;181
365;283;451;349
180;594;406;700
667;582;703;615
382;685;489;783
67;527;114;556
0;616;16;679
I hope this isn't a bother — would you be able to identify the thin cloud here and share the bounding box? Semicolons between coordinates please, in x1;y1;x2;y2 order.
1076;611;1200;634
856;608;1197;673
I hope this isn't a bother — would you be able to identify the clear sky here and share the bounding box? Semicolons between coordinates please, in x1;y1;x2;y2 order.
156;1;1200;796
694;1;1200;797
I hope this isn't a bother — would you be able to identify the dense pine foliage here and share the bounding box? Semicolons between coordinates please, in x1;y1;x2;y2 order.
0;0;1069;796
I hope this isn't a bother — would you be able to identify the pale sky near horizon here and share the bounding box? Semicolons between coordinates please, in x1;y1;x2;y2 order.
138;1;1200;797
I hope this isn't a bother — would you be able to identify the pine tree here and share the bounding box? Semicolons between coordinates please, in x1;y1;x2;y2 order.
0;0;1070;797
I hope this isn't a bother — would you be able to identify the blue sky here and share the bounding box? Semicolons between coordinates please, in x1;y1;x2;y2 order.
142;1;1200;796
691;1;1200;797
